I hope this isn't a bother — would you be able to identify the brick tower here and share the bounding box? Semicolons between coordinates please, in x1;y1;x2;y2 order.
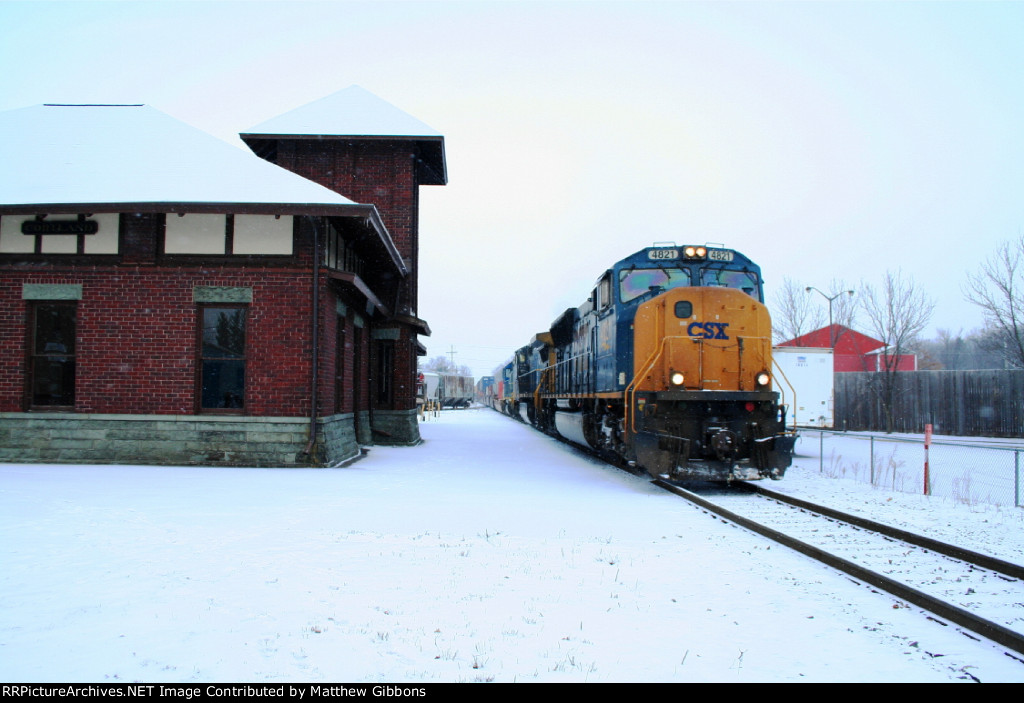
241;87;446;444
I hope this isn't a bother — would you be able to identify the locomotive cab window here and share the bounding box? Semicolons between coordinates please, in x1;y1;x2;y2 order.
597;273;612;310
700;268;761;299
619;267;690;304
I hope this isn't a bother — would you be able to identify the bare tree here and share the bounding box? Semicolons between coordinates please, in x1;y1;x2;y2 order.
421;355;471;376
860;270;935;432
931;328;967;369
770;277;826;343
963;234;1024;369
915;327;1008;370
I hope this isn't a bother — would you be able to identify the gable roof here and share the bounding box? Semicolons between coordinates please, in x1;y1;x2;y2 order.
0;103;377;215
777;324;886;354
241;86;447;186
0;102;407;276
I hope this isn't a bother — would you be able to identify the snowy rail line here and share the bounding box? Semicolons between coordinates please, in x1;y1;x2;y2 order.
654;479;1024;659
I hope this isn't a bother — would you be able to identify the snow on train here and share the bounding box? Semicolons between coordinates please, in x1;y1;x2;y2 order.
494;244;796;481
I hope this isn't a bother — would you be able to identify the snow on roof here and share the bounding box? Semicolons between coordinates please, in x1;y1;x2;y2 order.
242;85;442;139
241;86;447;186
0;103;364;210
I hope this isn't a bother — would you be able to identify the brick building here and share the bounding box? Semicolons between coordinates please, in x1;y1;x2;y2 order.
0;88;445;466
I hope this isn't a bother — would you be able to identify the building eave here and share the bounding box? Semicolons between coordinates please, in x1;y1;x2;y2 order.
0;201;408;278
392;313;431;337
0;201;376;217
328;270;392;318
239;134;447;186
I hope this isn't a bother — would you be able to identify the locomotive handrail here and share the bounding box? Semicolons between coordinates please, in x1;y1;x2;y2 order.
770;357;799;433
626;334;791;435
533;363;555;414
626;305;668;435
624;335;692;435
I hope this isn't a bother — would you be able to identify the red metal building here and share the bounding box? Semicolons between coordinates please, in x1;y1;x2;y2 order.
777;324;917;372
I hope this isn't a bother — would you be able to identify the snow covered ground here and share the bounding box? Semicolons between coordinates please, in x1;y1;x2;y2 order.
1;408;1022;683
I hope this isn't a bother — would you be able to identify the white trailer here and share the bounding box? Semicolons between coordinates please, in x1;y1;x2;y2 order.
419;372;441;406
773;347;834;428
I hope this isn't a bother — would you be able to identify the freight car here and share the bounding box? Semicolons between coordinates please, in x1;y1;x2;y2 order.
503;244;796;481
475;376;496;407
418;371;474;409
437;373;474;408
418;372;440;409
494;361;514;414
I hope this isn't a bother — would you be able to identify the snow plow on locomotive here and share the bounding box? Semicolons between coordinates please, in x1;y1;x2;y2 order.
497;245;796;481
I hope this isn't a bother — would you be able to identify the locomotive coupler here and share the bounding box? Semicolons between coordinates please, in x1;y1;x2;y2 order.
710;428;739;462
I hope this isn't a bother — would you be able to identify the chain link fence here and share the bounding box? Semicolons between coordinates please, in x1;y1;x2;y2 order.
796;429;1023;509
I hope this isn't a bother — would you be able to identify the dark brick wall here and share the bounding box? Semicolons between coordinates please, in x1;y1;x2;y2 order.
266;138;427;418
273;140;421;314
0;212;418;421
0;274;24;409
0;265;316;416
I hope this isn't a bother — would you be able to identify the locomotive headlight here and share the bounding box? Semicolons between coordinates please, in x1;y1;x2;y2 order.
755;371;771;387
670;371;685;386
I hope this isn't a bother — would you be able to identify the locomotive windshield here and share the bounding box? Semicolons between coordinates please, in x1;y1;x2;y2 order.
619;267;691;303
700;267;761;299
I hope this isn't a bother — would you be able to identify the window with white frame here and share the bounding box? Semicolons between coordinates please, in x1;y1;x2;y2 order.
164;214;293;255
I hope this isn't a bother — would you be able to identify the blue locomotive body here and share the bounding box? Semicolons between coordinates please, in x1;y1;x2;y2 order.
496;245;794;481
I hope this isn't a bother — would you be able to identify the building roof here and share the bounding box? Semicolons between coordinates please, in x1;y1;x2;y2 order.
777;324;918;372
0;102;407;276
0;103;377;215
241;86;447;186
777;324;885;354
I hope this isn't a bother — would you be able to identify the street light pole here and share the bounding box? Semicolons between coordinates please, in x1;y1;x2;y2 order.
806;287;855;348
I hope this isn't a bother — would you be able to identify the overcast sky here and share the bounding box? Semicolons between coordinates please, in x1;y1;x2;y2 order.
3;1;1022;377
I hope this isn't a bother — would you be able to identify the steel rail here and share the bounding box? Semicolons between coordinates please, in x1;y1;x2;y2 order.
741;482;1024;581
653;479;1024;658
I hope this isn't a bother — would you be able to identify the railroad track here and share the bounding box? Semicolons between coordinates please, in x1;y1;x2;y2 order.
653;478;1024;660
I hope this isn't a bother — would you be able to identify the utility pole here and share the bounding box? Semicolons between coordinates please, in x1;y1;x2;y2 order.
806;287;855;347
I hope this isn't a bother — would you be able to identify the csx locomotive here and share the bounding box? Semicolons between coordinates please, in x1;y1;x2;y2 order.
497;245;795;481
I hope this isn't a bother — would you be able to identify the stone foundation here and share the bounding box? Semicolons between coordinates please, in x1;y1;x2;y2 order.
0;412;366;468
370;409;422;446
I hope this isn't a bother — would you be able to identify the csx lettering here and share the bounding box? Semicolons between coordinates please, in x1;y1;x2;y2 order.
687;322;730;339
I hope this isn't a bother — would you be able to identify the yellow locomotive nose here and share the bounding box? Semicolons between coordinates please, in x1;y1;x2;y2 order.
633;286;773;393
627;283;794;481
